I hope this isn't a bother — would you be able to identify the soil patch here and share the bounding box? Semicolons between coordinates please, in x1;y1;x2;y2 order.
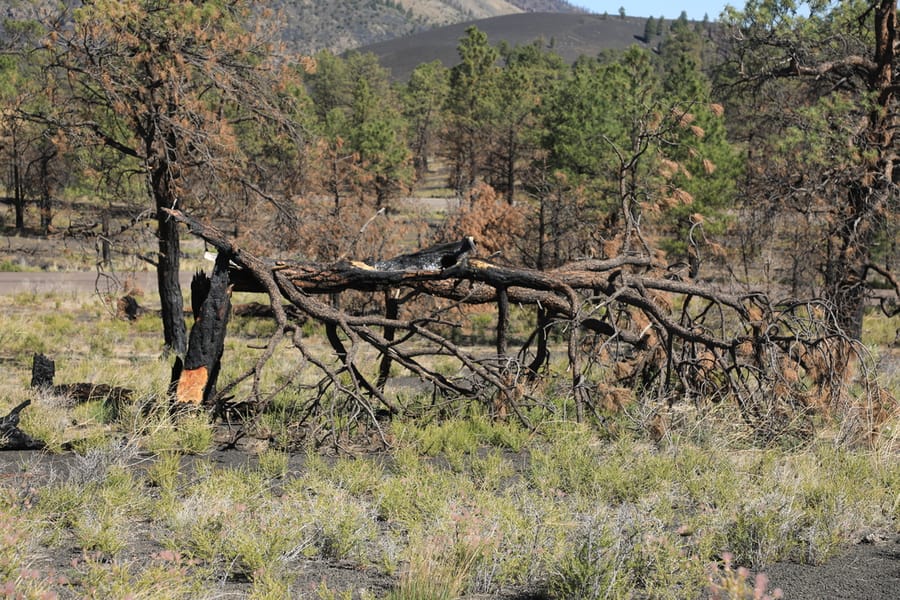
765;537;900;599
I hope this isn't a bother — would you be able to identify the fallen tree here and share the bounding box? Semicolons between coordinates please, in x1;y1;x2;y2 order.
165;209;894;446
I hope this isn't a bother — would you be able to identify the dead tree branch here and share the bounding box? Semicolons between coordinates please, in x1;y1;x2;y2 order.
164;209;888;444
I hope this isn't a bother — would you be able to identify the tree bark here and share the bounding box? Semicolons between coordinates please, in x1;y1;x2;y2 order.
38;146;56;234
12;143;24;230
154;185;187;356
377;290;400;390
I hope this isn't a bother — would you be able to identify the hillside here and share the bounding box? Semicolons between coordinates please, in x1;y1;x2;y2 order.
0;0;586;56
271;0;586;55
360;12;651;81
398;0;586;22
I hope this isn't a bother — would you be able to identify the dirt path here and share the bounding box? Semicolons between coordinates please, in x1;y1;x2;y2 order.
0;271;191;295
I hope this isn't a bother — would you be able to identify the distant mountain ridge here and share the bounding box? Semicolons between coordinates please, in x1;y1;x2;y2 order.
270;0;587;56
0;0;591;56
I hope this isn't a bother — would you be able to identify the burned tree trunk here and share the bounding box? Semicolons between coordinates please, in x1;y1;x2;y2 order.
31;352;55;388
376;290;400;391
156;195;187;356
171;252;233;408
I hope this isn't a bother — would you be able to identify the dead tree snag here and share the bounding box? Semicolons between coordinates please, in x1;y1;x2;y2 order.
171;252;233;408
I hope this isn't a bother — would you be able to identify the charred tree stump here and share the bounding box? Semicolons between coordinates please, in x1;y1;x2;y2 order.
0;399;44;450
117;295;149;321
31;352;55;389
30;353;132;418
171;252;233;408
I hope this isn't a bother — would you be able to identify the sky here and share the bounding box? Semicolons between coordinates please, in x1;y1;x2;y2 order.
570;1;738;21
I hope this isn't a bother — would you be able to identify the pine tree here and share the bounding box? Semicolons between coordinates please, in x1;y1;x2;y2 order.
444;26;500;195
42;0;304;354
644;16;657;42
720;0;900;338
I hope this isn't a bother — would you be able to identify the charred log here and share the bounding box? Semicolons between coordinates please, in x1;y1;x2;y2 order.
233;302;307;322
31;353;132;406
0;400;44;451
372;236;476;271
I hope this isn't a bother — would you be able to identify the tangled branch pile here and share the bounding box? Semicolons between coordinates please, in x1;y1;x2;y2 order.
167;209;893;447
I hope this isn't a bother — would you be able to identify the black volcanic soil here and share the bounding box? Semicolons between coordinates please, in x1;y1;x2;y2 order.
765;538;900;600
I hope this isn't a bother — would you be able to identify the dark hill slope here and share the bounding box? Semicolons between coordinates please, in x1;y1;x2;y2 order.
359;13;650;81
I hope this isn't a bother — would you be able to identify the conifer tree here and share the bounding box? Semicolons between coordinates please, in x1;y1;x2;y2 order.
42;0;304;355
721;0;900;338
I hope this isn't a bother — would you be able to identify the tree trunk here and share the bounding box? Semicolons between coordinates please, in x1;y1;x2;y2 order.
376;291;399;390
172;254;232;406
496;286;509;358
155;194;187;356
13;154;24;230
504;130;516;204
39;156;53;234
826;0;898;340
40;178;53;235
100;211;111;268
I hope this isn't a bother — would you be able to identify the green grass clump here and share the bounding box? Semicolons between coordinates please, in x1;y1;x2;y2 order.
256;447;290;479
528;422;604;497
390;515;498;600
35;453;148;560
0;259;23;272
0;497;61;597
70;552;201;600
141;411;214;455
